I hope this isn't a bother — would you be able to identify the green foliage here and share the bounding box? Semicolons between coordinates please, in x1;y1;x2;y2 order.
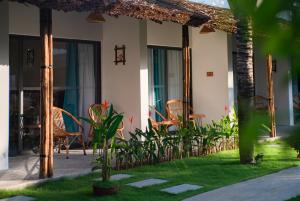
116;112;239;169
286;127;300;155
82;104;124;181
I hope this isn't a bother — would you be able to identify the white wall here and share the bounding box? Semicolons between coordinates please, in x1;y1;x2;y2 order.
140;21;149;131
254;47;294;126
147;21;182;47
8;2;143;137
0;0;10;170
102;16;141;137
191;28;230;123
9;2;102;41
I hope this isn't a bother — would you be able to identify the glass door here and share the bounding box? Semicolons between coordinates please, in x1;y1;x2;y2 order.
9;35;101;156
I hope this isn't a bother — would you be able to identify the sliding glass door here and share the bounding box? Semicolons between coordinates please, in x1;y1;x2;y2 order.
148;46;183;120
9;35;101;156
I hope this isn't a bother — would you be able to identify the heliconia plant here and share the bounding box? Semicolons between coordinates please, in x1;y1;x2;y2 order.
82;104;123;182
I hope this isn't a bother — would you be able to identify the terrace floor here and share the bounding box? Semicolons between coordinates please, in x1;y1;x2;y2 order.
0;149;96;190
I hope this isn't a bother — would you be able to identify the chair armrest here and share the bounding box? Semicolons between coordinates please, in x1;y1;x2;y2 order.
189;114;206;119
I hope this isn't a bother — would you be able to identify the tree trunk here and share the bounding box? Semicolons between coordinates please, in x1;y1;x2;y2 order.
182;25;191;128
236;18;255;164
39;8;53;178
266;54;277;138
102;140;110;181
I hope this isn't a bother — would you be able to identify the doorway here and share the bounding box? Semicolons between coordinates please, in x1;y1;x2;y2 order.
9;35;101;156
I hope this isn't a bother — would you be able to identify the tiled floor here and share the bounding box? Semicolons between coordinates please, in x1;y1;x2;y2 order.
0;149;96;190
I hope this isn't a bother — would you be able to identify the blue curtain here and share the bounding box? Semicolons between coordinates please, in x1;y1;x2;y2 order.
63;42;79;132
153;48;167;121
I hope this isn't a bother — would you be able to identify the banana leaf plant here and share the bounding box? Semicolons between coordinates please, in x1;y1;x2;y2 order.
81;104;123;181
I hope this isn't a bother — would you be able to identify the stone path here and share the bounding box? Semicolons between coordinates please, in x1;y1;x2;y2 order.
127;178;168;188
183;167;300;201
161;184;202;195
0;196;34;201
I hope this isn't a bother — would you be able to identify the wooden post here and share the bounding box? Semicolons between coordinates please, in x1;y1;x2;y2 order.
266;54;276;138
40;8;53;178
182;25;191;127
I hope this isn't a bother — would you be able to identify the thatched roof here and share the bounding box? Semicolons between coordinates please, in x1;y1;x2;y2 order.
12;0;237;32
107;0;209;26
182;2;236;33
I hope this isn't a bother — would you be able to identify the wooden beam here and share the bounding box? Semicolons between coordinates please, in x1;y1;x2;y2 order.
40;8;53;179
266;54;277;138
182;25;191;127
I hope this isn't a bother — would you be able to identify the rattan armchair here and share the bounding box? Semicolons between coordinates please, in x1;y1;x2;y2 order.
88;104;125;141
166;99;206;126
53;107;86;159
254;95;269;110
148;105;179;130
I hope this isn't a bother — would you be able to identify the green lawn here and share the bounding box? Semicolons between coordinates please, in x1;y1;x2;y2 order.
289;196;300;201
1;141;299;201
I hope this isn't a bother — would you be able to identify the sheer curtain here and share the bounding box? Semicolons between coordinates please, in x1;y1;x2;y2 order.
148;48;182;121
167;50;183;100
78;43;95;141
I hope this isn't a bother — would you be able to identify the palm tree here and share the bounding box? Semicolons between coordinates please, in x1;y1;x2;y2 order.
229;0;256;164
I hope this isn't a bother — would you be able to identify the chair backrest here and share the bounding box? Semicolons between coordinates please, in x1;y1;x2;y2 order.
293;96;300;109
53;107;81;135
254;96;269;110
88;104;124;132
88;104;107;124
166;99;183;121
53;107;66;132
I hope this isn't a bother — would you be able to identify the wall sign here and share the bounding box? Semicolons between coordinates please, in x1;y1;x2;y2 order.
207;71;214;77
114;45;126;65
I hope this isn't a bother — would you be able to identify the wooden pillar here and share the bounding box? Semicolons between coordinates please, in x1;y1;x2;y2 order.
40;8;53;178
266;54;276;138
182;25;191;127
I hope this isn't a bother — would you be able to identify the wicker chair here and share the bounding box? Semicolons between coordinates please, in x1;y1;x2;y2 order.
166;99;205;126
254;95;269;110
88;104;125;141
53;107;86;159
148;105;179;130
294;96;300;110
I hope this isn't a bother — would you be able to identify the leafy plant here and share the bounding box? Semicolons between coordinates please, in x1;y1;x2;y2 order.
286;127;300;158
82;104;123;181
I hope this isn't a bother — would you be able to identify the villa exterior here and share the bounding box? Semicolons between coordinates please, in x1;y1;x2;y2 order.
0;0;296;172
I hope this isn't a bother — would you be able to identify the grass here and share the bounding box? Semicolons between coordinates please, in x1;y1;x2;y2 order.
0;141;299;201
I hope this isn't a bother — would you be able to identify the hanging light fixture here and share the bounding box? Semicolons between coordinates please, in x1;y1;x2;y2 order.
199;25;215;34
86;10;106;23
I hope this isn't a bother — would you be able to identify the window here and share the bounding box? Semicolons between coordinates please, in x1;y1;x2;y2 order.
148;46;183;120
9;35;101;155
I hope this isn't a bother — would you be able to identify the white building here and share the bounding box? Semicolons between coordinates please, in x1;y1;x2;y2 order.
0;0;295;171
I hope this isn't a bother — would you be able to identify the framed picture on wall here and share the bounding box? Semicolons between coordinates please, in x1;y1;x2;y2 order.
114;45;126;65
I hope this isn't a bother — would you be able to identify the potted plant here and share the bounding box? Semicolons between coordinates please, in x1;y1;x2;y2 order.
82;104;123;196
286;127;300;159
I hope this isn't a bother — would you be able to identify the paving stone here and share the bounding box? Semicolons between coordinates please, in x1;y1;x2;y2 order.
127;178;168;188
93;174;132;181
183;167;300;201
161;184;202;194
0;196;35;201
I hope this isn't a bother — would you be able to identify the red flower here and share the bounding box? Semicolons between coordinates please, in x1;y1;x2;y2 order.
225;105;229;112
102;100;110;110
129;116;134;125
